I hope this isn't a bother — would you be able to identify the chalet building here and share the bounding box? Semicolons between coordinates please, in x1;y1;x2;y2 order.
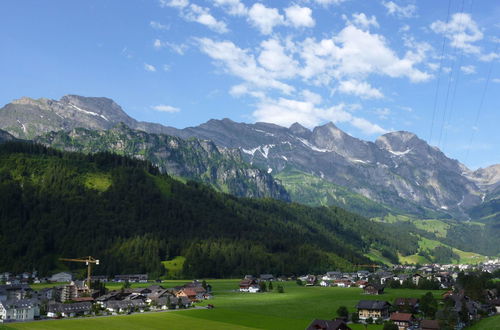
239;279;258;292
355;280;369;288
49;272;73;283
334;280;352;288
356;300;391;320
113;274;148;283
0;285;32;301
90;275;109;282
389;312;415;329
104;300;147;313
394;298;419;313
47;302;91;318
306;318;352;330
363;283;384;295
412;274;422;286
0;299;39;322
259;274;275;281
176;288;197;302
420;319;440;330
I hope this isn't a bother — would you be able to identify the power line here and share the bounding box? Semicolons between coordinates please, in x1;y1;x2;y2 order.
463;43;498;163
429;0;453;146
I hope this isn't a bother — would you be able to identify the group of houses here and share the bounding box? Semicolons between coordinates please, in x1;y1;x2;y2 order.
0;279;212;323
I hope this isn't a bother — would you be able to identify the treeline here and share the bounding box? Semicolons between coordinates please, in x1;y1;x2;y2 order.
0;141;419;278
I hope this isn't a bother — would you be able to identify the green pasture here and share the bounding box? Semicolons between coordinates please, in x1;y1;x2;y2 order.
16;280;445;330
467;315;500;330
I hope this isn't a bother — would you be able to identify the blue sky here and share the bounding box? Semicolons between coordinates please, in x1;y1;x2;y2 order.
1;0;499;169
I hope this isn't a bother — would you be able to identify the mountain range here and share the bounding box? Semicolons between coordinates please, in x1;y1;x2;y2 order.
1;95;497;221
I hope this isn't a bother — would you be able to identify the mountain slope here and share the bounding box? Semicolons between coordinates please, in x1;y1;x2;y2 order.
33;123;289;200
167;119;488;219
1;95;498;220
0;141;421;276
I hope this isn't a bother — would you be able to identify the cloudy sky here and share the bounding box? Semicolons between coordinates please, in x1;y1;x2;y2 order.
1;0;499;168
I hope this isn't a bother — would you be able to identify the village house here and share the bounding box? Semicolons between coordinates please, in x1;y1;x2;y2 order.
363;283;384;295
393;298;419;313
113;274;148;283
334;280;352;288
306;318;352;330
389;312;416;329
420;319;440;330
49;272;73;283
0;285;32;301
175;288;198;302
239;279;259;292
355;280;369;288
259;274;275;281
47;302;92;318
412;273;422;286
104;300;147;314
0;299;39;322
356;300;391;320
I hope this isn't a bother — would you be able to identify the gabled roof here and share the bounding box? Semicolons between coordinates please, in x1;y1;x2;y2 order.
420;319;440;329
394;297;419;306
390;312;414;322
0;299;37;309
48;302;91;313
306;319;351;330
356;300;390;310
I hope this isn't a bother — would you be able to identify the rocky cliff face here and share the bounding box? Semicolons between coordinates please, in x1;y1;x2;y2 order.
166;119;496;219
0;129;17;143
34;124;290;201
0;95;173;139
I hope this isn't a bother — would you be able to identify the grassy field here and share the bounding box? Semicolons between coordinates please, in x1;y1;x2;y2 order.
161;256;186;278
467;315;500;329
12;280;445;330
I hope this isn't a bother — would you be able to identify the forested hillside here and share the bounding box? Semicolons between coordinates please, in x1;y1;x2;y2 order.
0;141;421;278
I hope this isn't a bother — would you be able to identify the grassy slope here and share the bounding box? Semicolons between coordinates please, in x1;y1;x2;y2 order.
467;315;500;330
275;169;392;218
373;215;488;264
161;256;186;278
13;280;444;330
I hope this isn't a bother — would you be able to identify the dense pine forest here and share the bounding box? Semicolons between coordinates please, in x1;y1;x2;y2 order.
0;141;421;278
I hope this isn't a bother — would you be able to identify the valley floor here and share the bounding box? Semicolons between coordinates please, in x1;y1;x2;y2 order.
5;280;444;330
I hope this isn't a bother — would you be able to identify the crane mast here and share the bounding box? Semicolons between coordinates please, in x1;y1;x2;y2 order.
59;256;100;292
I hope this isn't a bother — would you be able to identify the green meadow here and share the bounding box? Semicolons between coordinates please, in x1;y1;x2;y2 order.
8;280;447;330
467;315;500;330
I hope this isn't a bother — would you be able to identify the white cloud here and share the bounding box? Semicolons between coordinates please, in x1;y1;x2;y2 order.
350;13;379;29
431;13;483;55
152;104;180;113
153;39;164;49
247;3;284;35
144;63;157;72
165;42;188;55
184;4;228;33
313;0;347;6
374;107;391;119
460;65;476;75
252;96;387;134
197;38;294;93
258;38;298;78
213;0;247;16
160;0;188;9
338;80;384;99
382;1;417;18
150;21;169;30
284;5;315;28
492;78;500;83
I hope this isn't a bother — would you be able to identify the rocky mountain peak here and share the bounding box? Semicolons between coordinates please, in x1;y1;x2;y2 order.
375;131;425;153
289;122;311;139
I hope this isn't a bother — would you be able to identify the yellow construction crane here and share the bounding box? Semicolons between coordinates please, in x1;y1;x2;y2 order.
59;256;99;291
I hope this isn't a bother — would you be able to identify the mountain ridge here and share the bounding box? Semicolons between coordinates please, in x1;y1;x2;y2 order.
1;95;498;219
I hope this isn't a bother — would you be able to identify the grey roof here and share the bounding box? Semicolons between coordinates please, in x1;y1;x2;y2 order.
105;299;146;309
356;300;391;310
0;299;38;309
48;302;91;313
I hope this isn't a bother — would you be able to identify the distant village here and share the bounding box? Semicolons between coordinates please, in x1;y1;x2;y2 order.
1;259;499;330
